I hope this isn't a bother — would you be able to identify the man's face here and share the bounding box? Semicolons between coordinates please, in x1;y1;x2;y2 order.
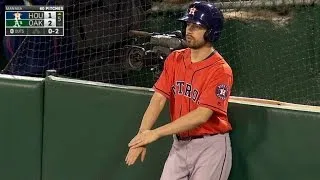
185;22;208;49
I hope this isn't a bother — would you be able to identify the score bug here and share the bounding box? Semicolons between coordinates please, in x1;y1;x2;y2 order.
47;28;59;34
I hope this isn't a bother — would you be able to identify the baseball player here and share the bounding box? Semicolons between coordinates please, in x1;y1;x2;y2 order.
125;1;233;180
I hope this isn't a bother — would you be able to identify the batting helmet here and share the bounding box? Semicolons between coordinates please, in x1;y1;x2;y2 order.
178;1;224;42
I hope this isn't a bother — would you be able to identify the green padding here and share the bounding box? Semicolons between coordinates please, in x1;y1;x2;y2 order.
43;77;320;180
228;103;320;180
0;76;44;180
42;77;172;180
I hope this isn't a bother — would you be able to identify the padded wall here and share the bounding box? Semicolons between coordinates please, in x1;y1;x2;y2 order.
0;75;44;180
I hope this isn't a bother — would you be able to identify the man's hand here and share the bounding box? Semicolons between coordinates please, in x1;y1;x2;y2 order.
128;130;160;148
125;146;147;166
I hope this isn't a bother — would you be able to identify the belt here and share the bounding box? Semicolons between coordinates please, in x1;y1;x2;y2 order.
175;133;217;141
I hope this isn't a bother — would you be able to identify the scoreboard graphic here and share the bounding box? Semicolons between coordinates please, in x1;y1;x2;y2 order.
5;5;64;36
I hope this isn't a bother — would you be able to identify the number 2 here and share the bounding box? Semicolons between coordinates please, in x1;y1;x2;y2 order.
48;21;52;26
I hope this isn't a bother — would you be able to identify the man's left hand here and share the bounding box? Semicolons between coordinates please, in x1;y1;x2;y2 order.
128;130;160;148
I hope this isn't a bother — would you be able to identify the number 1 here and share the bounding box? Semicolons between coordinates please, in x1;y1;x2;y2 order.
48;13;52;18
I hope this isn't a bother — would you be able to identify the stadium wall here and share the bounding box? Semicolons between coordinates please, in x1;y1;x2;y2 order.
0;75;319;180
0;75;44;180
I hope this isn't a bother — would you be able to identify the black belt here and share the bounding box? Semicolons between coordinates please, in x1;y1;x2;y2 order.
176;134;217;141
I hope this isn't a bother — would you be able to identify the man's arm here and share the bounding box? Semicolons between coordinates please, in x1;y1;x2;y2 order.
128;107;213;148
138;91;167;133
125;91;166;166
154;106;212;137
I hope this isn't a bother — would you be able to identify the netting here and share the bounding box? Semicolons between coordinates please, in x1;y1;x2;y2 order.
2;0;154;85
1;0;320;106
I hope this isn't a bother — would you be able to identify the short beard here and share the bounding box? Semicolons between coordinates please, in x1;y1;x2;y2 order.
187;39;208;49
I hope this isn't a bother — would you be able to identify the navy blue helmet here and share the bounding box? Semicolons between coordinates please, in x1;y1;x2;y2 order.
178;1;224;42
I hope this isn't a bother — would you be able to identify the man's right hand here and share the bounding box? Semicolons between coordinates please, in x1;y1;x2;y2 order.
125;146;147;166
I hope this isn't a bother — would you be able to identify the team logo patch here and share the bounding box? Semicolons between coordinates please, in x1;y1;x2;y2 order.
216;84;229;100
189;7;197;15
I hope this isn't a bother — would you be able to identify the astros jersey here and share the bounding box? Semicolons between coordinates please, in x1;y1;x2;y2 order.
153;48;233;137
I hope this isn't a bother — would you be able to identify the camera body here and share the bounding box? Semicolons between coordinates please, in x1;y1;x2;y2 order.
123;30;187;79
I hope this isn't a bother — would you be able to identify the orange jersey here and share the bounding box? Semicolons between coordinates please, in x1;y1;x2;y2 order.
153;48;233;137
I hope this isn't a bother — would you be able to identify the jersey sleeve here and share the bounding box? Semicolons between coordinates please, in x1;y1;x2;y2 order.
152;53;174;99
198;69;233;115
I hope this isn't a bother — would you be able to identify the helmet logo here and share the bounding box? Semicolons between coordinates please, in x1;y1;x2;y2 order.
189;7;197;15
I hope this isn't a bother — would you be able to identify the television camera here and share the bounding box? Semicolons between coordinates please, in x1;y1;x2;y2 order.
123;30;187;79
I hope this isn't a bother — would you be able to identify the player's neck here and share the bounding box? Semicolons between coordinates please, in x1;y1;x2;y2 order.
190;44;215;63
